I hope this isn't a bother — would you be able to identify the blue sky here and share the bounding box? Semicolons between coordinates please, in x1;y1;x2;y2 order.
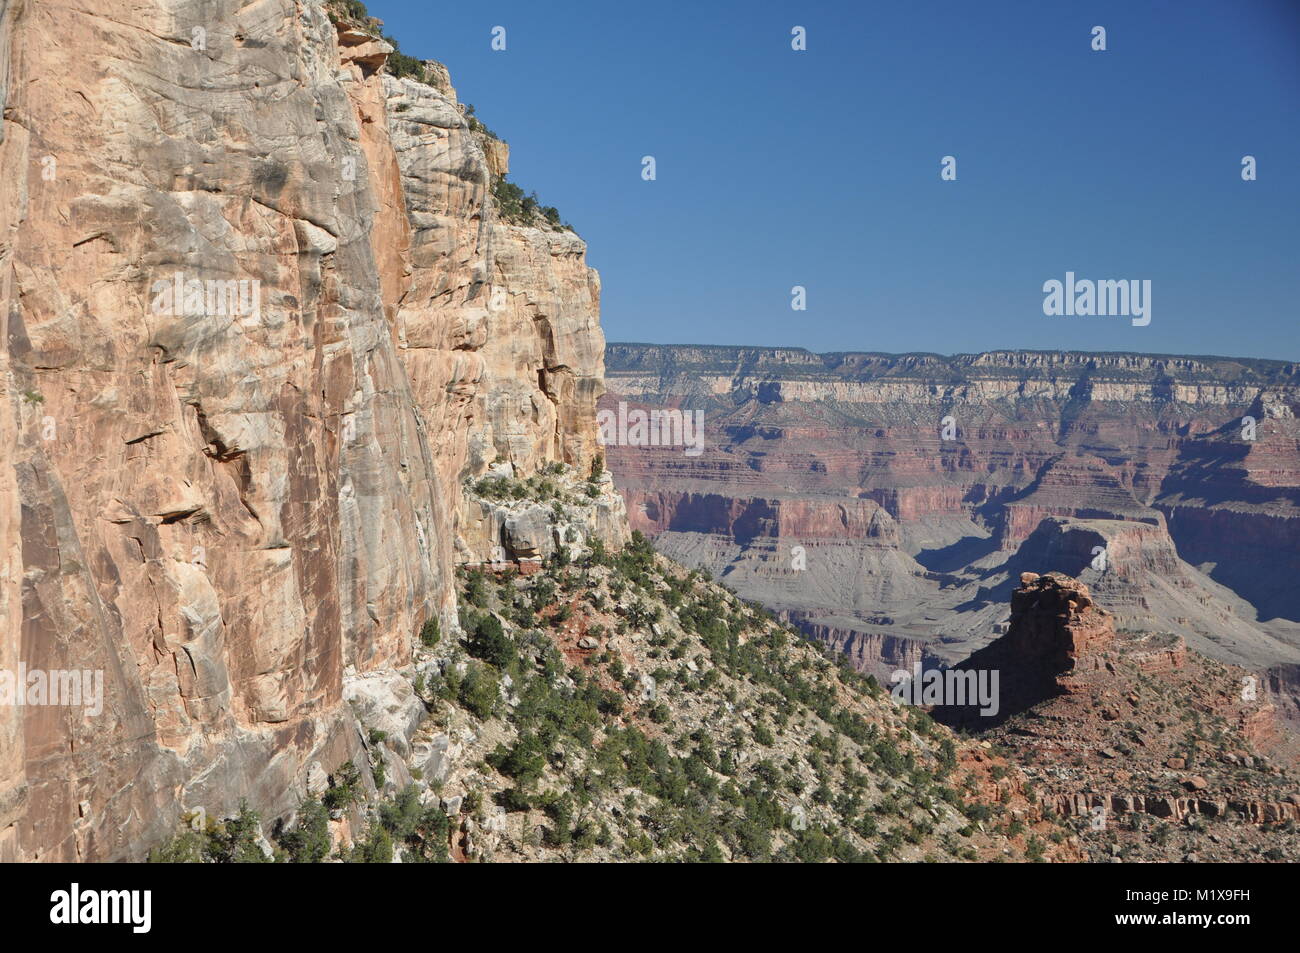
367;0;1300;360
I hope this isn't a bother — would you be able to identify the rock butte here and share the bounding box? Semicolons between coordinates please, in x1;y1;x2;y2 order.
936;573;1300;844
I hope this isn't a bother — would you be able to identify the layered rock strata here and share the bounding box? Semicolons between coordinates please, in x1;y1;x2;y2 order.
602;344;1300;681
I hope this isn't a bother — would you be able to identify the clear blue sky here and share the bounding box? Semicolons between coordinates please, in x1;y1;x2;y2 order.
366;0;1300;360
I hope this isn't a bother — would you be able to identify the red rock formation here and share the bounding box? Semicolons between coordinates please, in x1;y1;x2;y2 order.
1006;573;1115;677
602;343;1300;681
935;573;1119;727
938;573;1300;844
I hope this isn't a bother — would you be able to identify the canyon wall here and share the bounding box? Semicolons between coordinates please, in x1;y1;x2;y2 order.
373;52;618;563
0;0;614;859
602;344;1300;679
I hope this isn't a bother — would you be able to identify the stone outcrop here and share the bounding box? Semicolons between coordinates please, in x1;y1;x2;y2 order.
1005;572;1115;678
935;572;1300;854
1045;792;1300;827
0;1;617;860
456;464;628;566
936;573;1118;727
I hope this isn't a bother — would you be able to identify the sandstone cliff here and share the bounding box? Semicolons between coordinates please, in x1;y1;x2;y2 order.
0;0;615;860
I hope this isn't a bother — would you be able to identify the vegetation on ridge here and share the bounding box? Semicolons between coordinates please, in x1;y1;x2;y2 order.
150;526;1073;863
491;175;571;232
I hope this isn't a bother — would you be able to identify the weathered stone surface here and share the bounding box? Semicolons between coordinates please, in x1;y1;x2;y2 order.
342;671;425;758
378;75;605;486
503;506;553;559
457;467;628;566
412;732;454;785
0;2;618;860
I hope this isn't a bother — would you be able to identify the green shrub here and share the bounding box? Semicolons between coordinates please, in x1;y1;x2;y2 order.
464;569;490;608
277;798;331;863
490;174;571;231
420;616;441;648
323;760;362;812
467;612;513;668
458;662;499;719
148;803;269;863
386;46;425;81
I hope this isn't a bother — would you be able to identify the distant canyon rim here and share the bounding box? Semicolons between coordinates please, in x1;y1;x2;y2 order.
600;343;1300;712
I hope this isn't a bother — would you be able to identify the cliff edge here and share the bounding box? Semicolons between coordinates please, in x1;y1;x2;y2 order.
0;0;619;860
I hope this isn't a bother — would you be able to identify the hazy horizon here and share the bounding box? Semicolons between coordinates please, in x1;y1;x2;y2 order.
606;339;1298;365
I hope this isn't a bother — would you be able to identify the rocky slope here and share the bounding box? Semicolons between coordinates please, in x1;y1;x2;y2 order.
936;573;1300;862
155;545;1298;864
0;0;614;860
601;344;1300;694
152;526;1083;863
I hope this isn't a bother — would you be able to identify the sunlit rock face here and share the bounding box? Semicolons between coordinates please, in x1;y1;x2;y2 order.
0;1;618;860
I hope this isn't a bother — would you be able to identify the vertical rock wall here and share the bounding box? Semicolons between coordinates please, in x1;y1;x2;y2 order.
0;1;618;859
374;58;613;562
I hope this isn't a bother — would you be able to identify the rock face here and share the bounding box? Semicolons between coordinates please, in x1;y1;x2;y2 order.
0;2;615;860
375;67;609;560
602;344;1300;681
